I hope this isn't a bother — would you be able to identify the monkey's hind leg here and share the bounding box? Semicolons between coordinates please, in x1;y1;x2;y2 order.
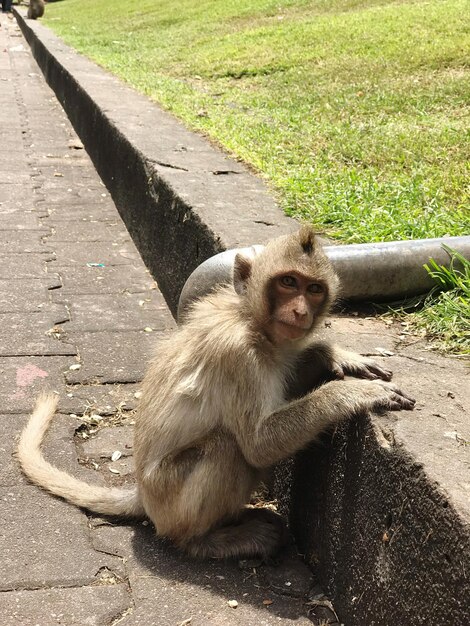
181;508;288;560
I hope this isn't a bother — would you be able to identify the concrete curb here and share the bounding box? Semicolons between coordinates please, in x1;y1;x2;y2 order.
14;9;470;626
14;8;296;316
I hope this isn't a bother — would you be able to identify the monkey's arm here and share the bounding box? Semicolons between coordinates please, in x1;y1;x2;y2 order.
239;379;414;468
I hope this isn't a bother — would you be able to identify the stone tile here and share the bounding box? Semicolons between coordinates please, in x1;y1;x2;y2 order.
82;426;134;460
31;184;111;205
0;229;52;253
37;200;119;223
0;276;61;313
58;383;140;416
61;293;173;332
64;331;160;384
0;213;44;230
92;525;313;626
0;305;76;357
316;315;396;355
56;265;157;296
81;426;135;482
47;221;132;243
0;183;35;207
0;154;29;172
0;585;130;626
48;241;141;268
2;170;31;183
0;356;71;413
0;252;53;279
0;486;124;591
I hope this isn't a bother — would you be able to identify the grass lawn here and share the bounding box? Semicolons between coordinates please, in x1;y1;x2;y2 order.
43;0;469;352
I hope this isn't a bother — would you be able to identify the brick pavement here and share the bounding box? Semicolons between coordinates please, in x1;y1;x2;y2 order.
0;14;321;626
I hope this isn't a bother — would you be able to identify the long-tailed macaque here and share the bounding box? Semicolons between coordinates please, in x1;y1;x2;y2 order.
27;0;44;20
18;227;415;559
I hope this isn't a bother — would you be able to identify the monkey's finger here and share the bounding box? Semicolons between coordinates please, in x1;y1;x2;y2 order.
359;368;381;380
381;382;414;399
390;392;416;410
386;400;406;411
366;364;393;381
331;365;345;380
388;385;416;403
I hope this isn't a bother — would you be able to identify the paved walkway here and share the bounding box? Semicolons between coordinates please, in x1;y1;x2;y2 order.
0;14;321;626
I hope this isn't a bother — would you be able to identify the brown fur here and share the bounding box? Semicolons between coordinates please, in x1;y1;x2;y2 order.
18;227;415;559
27;0;44;20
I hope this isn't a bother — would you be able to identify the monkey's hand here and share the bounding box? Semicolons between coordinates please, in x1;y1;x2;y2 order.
337;379;415;414
329;347;393;382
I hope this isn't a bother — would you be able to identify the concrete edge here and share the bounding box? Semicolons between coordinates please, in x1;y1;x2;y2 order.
273;410;470;625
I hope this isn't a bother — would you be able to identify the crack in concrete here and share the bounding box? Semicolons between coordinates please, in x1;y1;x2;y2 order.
149;159;189;172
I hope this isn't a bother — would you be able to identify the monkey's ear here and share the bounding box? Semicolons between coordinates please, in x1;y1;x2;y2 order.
298;225;316;255
233;254;252;295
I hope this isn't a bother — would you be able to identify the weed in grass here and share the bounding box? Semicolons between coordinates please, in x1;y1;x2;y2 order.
392;247;470;355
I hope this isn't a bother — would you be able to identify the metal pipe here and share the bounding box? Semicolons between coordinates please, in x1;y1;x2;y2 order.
177;236;470;321
325;236;470;301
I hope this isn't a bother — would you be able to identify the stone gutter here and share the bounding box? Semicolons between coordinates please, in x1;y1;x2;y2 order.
15;10;470;626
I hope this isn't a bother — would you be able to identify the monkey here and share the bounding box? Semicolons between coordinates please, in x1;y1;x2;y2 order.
27;0;44;20
18;226;415;560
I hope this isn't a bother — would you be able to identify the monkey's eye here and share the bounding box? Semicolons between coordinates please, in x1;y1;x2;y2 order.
307;283;324;294
280;275;297;288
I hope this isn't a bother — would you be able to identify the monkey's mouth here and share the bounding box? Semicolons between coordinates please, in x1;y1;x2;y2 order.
273;320;310;341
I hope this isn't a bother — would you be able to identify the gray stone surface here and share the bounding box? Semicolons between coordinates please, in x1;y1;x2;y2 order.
0;230;52;253
0;356;71;413
0;585;130;626
0;486;124;591
80;425;136;482
64;330;162;384
0;252;53;278
0;306;76;356
57;383;141;416
0;213;45;230
82;426;134;460
56;264;157;295
0;276;61;313
92;524;314;626
273;322;470;626
48;241;141;268
41;200;119;222
60;293;173;332
47;220;132;243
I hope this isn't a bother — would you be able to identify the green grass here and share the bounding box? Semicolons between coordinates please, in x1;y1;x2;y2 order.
393;248;470;355
43;0;470;352
44;0;469;243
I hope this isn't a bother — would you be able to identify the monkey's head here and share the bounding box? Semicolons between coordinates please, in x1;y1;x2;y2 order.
233;226;339;346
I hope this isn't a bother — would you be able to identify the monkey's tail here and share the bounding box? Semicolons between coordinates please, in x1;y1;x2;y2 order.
17;392;145;518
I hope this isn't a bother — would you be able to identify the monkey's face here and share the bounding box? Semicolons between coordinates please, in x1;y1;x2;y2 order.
266;271;327;345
